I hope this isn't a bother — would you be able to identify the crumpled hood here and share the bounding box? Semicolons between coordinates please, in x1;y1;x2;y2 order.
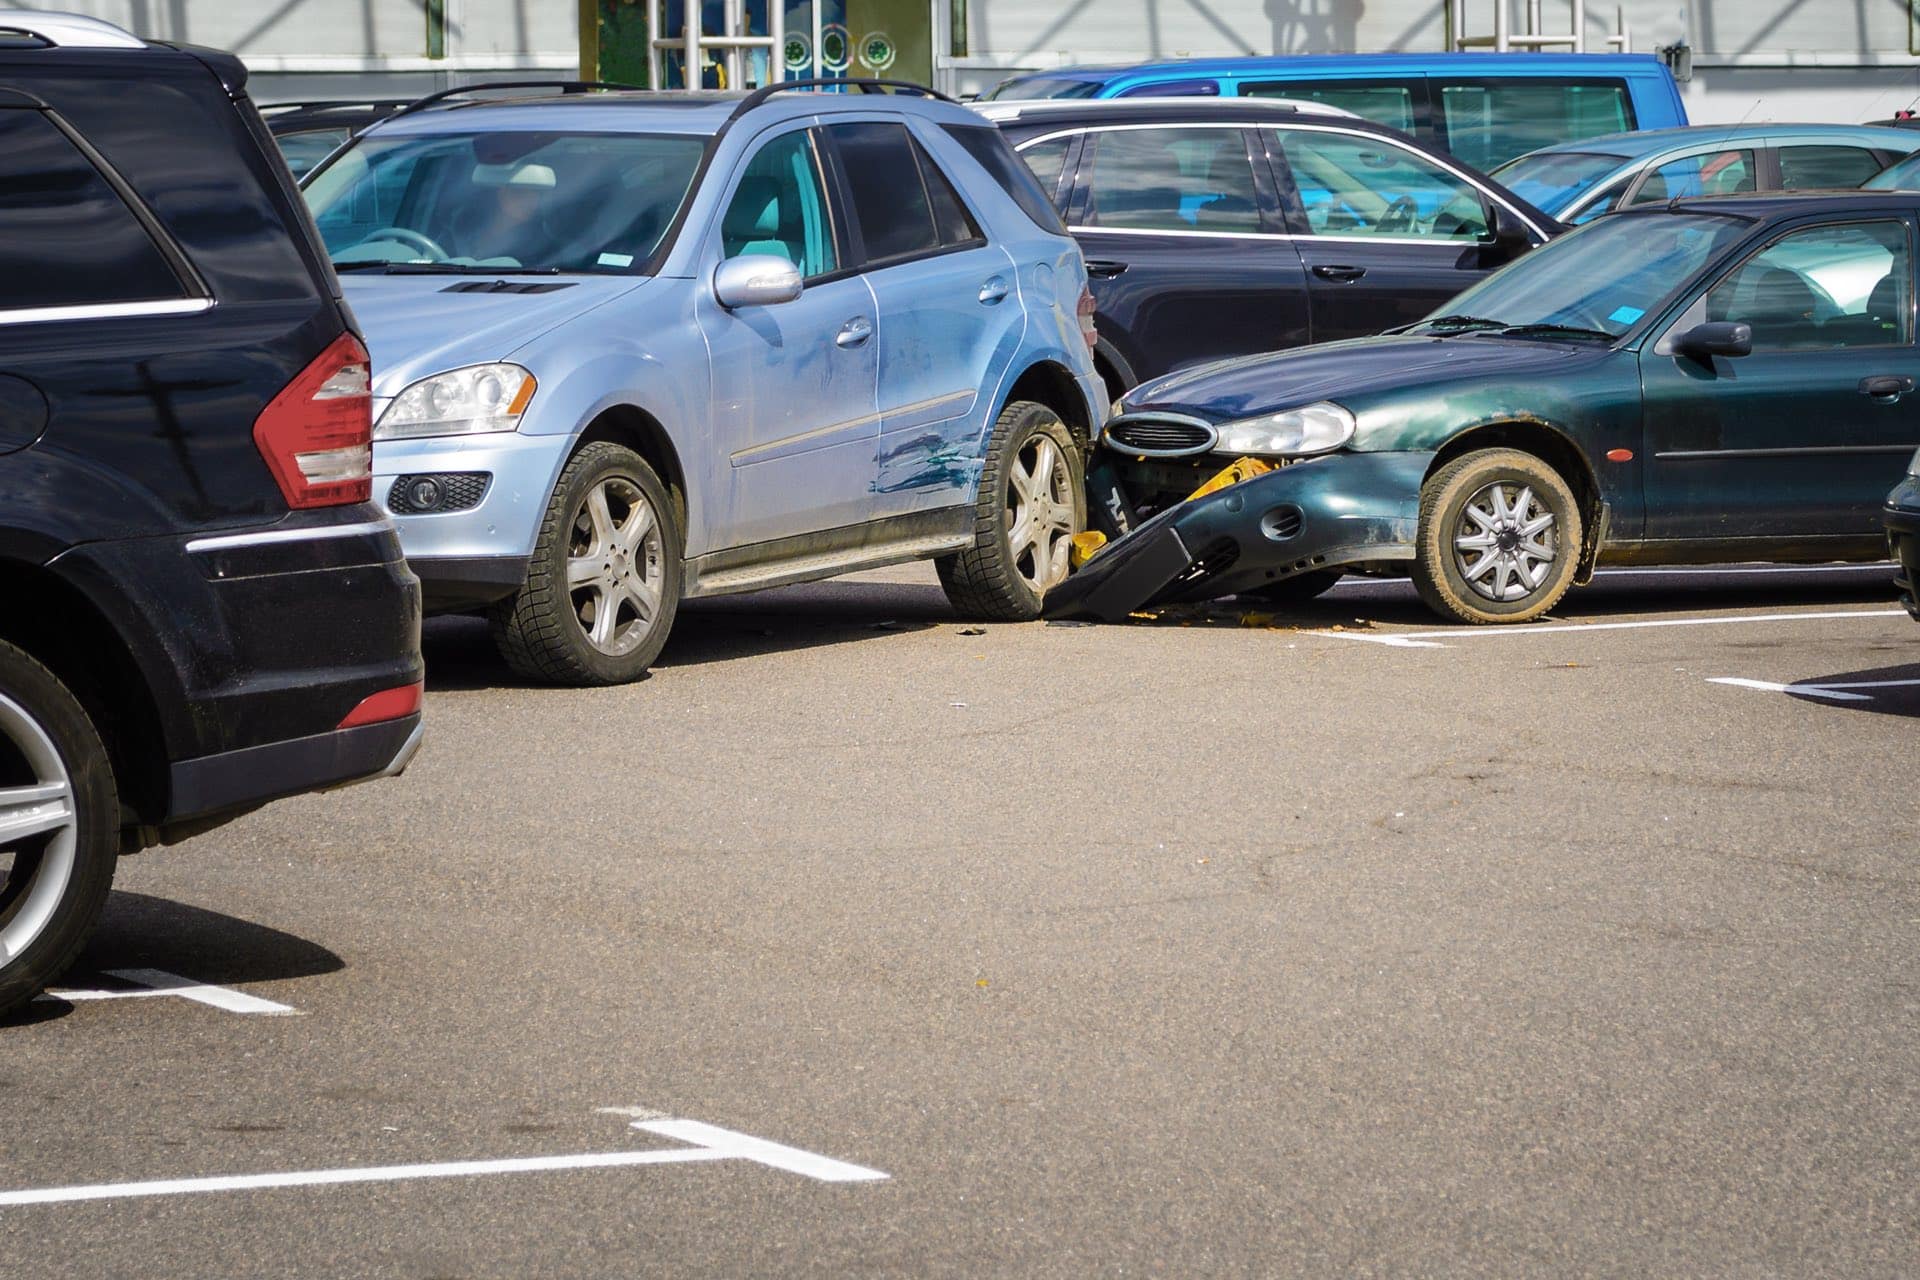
1122;334;1601;425
344;275;652;397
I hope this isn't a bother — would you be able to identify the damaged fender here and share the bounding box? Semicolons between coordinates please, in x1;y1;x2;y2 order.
1043;451;1435;621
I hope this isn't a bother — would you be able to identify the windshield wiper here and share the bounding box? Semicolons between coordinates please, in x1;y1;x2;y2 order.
1493;322;1617;342
330;262;562;276
1411;313;1507;333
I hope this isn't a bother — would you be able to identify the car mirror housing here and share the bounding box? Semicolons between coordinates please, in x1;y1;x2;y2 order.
1671;320;1753;360
713;255;803;309
1482;204;1534;264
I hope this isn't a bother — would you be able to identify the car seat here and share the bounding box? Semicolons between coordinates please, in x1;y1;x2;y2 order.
1743;267;1823;347
723;176;795;264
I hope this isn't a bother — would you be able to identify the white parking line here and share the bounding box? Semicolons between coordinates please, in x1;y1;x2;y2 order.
1709;676;1920;702
1327;564;1893;588
1313;609;1908;649
39;968;297;1016
0;1113;886;1209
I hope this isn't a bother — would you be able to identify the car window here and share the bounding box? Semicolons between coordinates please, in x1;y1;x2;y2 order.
276;127;351;179
1865;152;1920;190
1438;81;1633;171
1083;127;1260;234
829;121;944;263
1274;129;1488;240
1568;173;1633;225
0;111;186;313
721;128;839;278
1013;136;1072;209
914;138;982;247
1243;81;1417;134
945;123;1068;232
1631;149;1757;204
1489;149;1628;213
1777;145;1886;190
982;76;1101;101
1702;220;1911;350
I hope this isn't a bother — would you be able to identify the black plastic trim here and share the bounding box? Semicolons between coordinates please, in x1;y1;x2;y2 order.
167;713;420;821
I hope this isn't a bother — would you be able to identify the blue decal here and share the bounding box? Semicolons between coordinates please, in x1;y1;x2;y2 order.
1607;305;1645;325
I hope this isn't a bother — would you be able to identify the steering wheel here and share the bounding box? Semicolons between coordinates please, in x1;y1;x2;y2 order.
359;227;449;261
1376;195;1421;235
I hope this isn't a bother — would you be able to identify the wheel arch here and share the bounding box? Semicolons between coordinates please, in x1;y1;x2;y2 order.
1001;359;1095;452
573;404;689;548
1424;419;1607;580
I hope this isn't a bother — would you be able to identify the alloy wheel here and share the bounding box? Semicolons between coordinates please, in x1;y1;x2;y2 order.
1453;480;1558;603
0;692;77;964
1006;433;1074;595
566;475;665;658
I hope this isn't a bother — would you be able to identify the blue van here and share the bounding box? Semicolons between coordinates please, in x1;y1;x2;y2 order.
981;54;1687;172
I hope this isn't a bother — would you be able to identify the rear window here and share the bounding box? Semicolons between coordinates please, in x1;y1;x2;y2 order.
1777;145;1887;190
944;123;1068;233
983;76;1102;101
1244;80;1418;134
1438;81;1634;171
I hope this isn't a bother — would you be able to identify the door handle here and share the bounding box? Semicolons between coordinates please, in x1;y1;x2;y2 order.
1312;264;1367;283
978;277;1010;304
835;316;873;349
1858;374;1914;401
1085;259;1128;279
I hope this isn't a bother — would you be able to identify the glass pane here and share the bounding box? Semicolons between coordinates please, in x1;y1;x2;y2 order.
1439;82;1633;171
1085;127;1259;233
1244;81;1416;134
275;128;351;179
1489;150;1628;213
1015;136;1071;207
914;139;980;246
1275;130;1487;240
1705;221;1911;349
1778;145;1885;190
830;121;938;262
722;129;838;277
1567;175;1631;225
1865;153;1920;190
1631;150;1756;204
948;124;1067;232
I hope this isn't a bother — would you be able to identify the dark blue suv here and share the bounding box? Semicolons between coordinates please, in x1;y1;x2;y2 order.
0;13;423;1014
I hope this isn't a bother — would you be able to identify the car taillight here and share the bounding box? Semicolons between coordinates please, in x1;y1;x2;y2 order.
253;333;373;509
1077;285;1098;350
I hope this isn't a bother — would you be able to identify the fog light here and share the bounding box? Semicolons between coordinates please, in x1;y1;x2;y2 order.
386;472;491;515
406;477;444;510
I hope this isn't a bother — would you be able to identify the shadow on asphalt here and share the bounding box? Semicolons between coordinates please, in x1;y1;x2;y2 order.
1786;661;1920;718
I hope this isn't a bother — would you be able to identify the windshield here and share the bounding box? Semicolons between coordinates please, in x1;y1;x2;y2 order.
304;130;706;274
1864;151;1920;191
982;75;1103;101
1489;150;1628;213
1412;211;1752;340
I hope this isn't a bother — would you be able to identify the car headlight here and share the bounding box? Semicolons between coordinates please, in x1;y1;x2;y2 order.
375;363;536;441
1211;401;1355;457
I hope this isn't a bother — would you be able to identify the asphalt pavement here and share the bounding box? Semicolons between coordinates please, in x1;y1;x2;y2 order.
2;562;1915;1277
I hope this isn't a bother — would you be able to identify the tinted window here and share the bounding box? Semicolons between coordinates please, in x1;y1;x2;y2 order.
0;111;184;313
1275;129;1488;240
829;121;939;263
1014;136;1072;209
1489;150;1628;213
1084;127;1260;233
946;123;1067;232
1703;221;1910;350
276;127;351;179
1777;145;1886;190
914;139;982;247
1438;81;1633;171
1631;150;1756;204
721;129;838;278
1244;80;1417;133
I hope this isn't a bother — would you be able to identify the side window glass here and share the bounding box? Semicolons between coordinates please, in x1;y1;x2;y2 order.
1274;130;1488;240
0;111;185;313
1084;127;1260;234
1568;174;1631;225
1631;150;1756;205
1015;136;1072;209
941;123;1067;232
828;121;939;264
1702;221;1911;350
1777;145;1885;190
721;129;838;278
276;128;351;180
1244;81;1417;134
913;138;982;247
1438;82;1632;171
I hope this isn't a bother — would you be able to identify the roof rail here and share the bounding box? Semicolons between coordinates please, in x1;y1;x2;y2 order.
386;79;647;122
0;11;145;49
728;77;959;122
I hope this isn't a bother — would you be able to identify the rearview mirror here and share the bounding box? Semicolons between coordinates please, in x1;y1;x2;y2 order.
1670;320;1752;360
713;255;802;309
1481;204;1534;265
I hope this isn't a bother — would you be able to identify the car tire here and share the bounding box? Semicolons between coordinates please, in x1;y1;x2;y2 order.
491;442;683;686
0;640;119;1019
938;401;1086;621
1240;570;1344;606
1412;448;1581;625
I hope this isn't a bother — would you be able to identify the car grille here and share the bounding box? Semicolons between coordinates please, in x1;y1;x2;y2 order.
1105;414;1216;457
388;472;490;514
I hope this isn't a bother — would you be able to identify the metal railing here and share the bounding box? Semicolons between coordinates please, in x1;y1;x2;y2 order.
647;0;786;91
1450;0;1632;54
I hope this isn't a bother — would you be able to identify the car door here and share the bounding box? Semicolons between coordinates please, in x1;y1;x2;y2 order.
1268;125;1536;342
823;118;1022;519
692;122;881;549
1639;215;1920;540
1063;122;1310;386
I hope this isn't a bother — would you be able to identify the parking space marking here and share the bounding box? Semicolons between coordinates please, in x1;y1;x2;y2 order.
39;968;297;1016
1311;609;1908;649
1329;564;1893;588
1708;676;1920;702
0;1113;886;1208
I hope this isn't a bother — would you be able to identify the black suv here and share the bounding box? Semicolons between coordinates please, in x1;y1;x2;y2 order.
979;98;1556;397
0;14;423;1014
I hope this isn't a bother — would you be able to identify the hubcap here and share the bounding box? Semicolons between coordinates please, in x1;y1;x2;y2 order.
0;693;77;965
1006;433;1074;595
1453;480;1557;603
565;476;665;658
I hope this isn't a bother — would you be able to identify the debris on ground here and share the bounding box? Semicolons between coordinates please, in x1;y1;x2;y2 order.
957;626;986;636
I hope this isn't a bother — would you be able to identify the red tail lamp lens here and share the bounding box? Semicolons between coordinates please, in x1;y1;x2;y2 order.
254;333;374;509
337;682;423;729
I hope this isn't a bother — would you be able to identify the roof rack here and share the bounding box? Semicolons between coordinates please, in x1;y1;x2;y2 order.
0;11;145;49
728;77;960;121
386;80;647;123
971;96;1357;122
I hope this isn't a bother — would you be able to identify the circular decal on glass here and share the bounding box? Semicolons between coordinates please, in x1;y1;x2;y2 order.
819;23;851;74
784;33;811;72
858;30;896;73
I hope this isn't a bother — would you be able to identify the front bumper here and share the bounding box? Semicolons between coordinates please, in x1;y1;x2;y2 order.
1045;450;1433;621
1885;477;1920;622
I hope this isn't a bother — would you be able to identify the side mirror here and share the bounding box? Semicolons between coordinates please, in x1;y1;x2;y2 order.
1670;320;1753;360
1481;204;1534;264
713;254;802;309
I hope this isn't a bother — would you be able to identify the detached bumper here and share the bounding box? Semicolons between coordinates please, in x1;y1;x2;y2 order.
1046;451;1433;621
1885;478;1920;621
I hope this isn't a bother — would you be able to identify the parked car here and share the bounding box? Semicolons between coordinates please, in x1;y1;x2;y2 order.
262;99;411;177
1051;191;1920;625
1491;124;1920;225
300;80;1104;685
979;97;1557;397
1889;459;1920;622
980;53;1688;171
0;12;424;1016
1864;149;1920;191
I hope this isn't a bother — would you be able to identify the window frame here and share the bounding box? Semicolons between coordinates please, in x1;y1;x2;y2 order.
1623;146;1760;208
1077;122;1275;238
713;122;852;286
